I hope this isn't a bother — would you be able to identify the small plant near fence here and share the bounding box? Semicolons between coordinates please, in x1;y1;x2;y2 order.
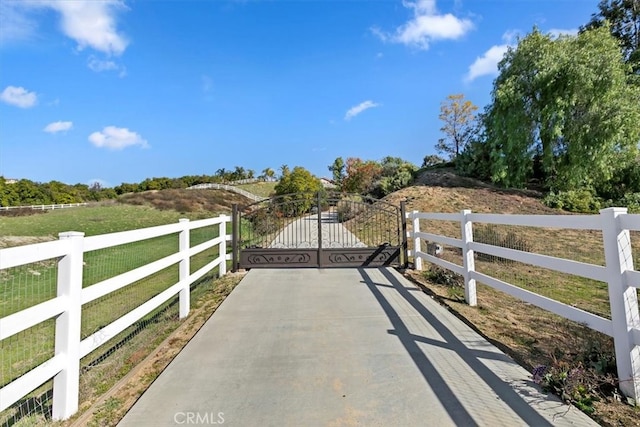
532;332;619;415
424;265;465;301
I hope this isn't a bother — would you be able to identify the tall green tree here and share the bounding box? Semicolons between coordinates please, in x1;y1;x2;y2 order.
582;0;640;73
0;177;19;207
484;26;640;190
274;166;322;215
328;157;345;188
435;94;478;159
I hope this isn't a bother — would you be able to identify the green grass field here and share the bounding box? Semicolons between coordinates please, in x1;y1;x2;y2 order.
236;181;278;198
0;203;216;239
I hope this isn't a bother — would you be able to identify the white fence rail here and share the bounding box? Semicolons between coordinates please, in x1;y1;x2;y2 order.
0;215;231;420
0;203;88;211
187;183;266;202
407;207;640;403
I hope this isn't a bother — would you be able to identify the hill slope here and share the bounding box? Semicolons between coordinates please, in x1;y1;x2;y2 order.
387;168;554;215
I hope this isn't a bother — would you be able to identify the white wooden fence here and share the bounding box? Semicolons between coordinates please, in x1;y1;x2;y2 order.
407;207;640;402
0;215;231;420
0;202;88;211
187;183;266;202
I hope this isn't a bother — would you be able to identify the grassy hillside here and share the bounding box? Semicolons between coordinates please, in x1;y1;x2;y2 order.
236;181;278;198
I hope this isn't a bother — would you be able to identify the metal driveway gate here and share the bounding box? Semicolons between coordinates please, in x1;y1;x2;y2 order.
232;191;407;269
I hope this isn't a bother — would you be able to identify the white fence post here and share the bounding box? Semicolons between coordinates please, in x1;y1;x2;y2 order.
411;211;422;271
600;207;640;403
460;210;477;306
218;215;227;277
178;219;190;319
52;231;84;420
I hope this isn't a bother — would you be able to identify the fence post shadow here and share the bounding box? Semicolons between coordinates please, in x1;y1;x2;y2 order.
359;267;556;426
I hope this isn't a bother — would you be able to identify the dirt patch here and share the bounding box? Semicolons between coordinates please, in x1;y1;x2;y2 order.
118;189;252;214
0;208;49;217
0;235;56;248
414;167;543;197
386;184;554;216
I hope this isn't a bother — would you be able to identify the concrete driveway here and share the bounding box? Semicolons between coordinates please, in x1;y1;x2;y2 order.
118;268;596;427
270;212;366;249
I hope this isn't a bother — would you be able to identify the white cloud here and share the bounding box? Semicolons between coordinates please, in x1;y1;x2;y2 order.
1;86;38;108
465;44;510;82
2;1;128;56
44;121;73;133
372;0;473;50
88;57;117;72
87;56;126;76
345;100;381;121
88;126;149;150
46;0;129;56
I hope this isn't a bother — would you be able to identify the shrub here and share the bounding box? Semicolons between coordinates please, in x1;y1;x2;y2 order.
604;192;640;213
543;189;602;213
423;265;465;300
247;208;280;237
455;141;492;182
336;198;365;222
424;265;463;287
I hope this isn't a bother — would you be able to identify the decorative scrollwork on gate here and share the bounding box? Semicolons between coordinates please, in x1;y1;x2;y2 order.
234;191;406;268
247;253;311;264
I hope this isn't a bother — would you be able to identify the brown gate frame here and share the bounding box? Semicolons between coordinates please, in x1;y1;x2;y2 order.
231;192;408;270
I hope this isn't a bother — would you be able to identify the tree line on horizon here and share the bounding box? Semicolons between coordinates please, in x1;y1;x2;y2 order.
0;166;279;207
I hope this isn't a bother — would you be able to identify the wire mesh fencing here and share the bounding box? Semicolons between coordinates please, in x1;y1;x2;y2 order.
409;213;611;319
471;222;609;319
1;218;231;427
1;261;59;426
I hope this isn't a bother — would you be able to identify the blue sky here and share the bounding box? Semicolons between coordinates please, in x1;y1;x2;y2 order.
0;0;598;187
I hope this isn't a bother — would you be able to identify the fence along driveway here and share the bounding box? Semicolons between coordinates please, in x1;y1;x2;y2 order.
118;267;596;426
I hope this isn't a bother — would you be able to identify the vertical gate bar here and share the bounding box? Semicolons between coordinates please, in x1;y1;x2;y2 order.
317;191;323;268
231;204;238;271
375;205;379;246
400;201;408;268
